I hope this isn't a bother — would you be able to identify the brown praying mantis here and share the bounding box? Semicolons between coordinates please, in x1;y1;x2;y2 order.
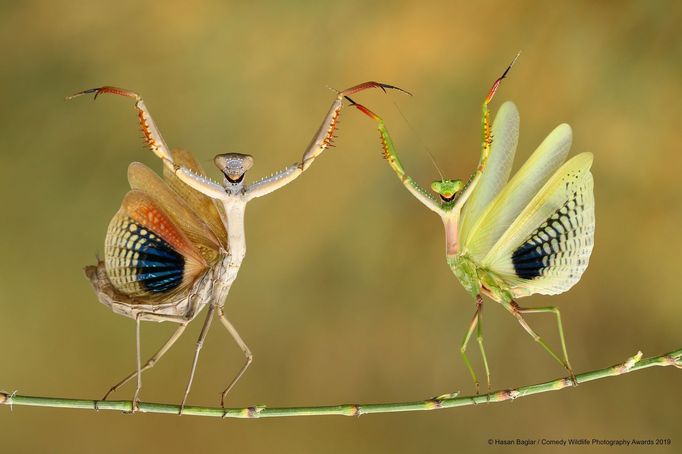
348;55;595;393
68;81;403;413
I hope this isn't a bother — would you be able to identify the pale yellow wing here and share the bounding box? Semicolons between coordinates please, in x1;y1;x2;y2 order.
459;101;519;247
483;152;595;296
462;123;573;262
163;148;228;247
128;162;221;265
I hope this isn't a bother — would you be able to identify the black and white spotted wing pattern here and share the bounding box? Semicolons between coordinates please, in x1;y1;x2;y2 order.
482;153;594;297
461;123;572;263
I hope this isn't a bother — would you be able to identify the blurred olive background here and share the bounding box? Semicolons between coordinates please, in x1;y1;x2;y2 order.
1;1;680;452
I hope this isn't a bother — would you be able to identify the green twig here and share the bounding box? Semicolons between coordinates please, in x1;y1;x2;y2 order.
2;348;680;418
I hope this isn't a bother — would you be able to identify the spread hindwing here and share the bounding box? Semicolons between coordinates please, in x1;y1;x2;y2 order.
511;190;592;280
482;152;594;297
105;216;186;296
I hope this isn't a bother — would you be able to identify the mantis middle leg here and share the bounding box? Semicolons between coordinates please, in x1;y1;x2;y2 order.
460;294;490;394
217;306;253;410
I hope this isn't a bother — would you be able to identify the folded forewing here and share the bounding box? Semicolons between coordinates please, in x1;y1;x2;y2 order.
459;101;519;247
128;162;221;264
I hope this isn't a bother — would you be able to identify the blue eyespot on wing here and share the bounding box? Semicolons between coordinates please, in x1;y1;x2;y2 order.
104;190;208;299
106;216;185;294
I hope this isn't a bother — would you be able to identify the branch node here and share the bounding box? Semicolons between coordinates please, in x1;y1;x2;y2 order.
491;389;520;401
432;391;459;403
663;354;682;369
1;348;680;418
246;405;266;418
624;351;643;372
507;390;521;400
1;390;17;411
426;399;443;409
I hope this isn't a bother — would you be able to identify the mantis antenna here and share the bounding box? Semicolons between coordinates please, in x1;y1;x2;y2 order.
392;99;446;182
69;81;404;415
352;54;594;394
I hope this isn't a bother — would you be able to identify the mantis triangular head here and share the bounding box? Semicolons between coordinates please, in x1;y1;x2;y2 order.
214;153;254;184
431;179;463;202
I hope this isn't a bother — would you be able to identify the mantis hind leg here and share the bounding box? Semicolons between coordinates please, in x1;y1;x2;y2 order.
517;304;575;382
502;299;576;384
460;295;490;394
99;322;188;407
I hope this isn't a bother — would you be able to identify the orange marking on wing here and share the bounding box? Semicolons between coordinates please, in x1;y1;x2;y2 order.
123;191;207;267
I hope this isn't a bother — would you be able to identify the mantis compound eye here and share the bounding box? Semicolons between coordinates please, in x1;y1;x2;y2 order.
431;179;463;202
214;153;254;183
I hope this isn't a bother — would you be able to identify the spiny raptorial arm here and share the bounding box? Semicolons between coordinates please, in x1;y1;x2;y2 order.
67;86;175;170
351;101;442;214
455;52;520;211
246;82;409;200
67;86;228;199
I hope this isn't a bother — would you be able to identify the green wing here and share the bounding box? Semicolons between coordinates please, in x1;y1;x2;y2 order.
462;123;573;262
459;101;519;248
483;152;595;297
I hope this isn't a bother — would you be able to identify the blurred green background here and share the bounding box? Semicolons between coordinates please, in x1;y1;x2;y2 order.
1;1;680;452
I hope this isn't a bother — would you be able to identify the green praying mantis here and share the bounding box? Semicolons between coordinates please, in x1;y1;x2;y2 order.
349;54;594;392
70;55;594;410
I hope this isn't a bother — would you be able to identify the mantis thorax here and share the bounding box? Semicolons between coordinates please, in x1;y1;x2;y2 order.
447;254;480;298
447;254;513;303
